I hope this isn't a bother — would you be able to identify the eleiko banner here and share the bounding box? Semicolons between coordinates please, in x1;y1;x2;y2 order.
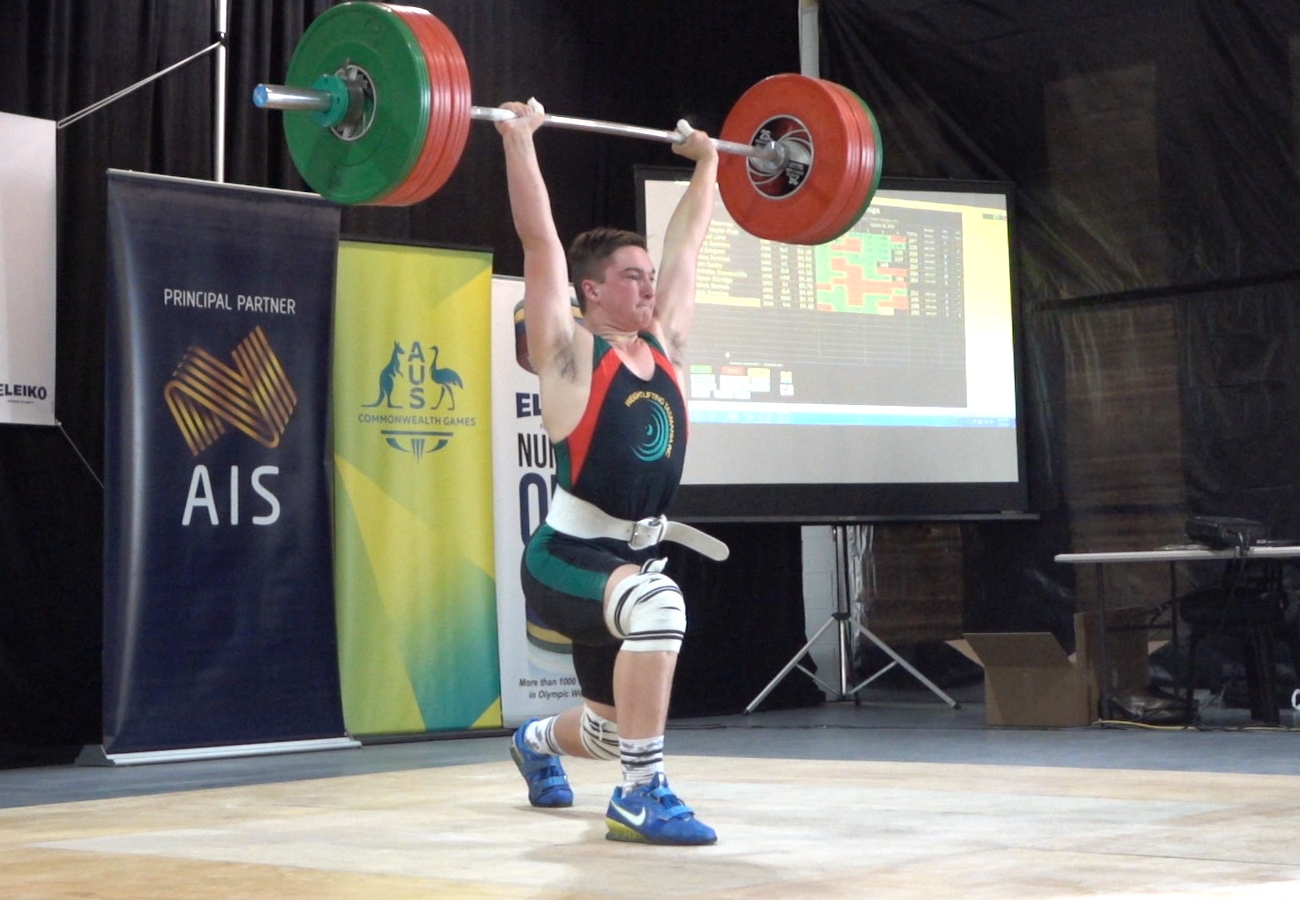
332;240;500;736
0;112;57;426
101;173;346;756
489;276;581;725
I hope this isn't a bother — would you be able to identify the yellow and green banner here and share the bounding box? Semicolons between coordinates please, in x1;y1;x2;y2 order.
332;241;500;736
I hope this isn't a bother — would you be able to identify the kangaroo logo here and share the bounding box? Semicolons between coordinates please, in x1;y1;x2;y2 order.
363;342;404;408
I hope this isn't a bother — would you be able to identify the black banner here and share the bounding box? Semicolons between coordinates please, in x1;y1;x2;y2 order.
102;173;344;755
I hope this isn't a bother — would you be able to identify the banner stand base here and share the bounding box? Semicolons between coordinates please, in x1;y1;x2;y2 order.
75;736;362;767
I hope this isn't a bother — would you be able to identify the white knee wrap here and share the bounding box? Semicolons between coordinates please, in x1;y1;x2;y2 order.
605;562;686;653
579;704;620;760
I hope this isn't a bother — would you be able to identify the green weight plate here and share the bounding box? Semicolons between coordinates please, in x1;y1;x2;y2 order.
283;2;431;205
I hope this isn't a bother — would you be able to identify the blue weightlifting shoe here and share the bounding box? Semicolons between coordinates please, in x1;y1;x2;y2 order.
511;721;573;808
605;773;717;845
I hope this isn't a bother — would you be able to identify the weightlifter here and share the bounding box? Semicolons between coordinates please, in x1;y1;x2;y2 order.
497;98;722;846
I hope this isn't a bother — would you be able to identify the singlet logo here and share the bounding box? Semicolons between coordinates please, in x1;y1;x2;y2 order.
625;390;675;462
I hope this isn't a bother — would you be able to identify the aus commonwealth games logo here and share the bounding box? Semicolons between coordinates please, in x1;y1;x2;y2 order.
357;339;475;461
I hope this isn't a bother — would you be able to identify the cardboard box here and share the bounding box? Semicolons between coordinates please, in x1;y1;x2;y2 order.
949;607;1152;727
1073;606;1158;722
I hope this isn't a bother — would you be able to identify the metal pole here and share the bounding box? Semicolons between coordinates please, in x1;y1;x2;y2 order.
799;0;821;79
214;0;229;182
841;526;856;694
58;42;223;130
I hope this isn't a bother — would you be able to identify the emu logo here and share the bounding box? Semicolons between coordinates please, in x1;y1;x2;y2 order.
426;345;464;411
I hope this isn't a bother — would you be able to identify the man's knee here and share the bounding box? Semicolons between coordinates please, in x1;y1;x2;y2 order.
604;562;685;653
579;704;620;760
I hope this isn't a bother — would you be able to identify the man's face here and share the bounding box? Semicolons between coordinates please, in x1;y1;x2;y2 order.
587;245;656;329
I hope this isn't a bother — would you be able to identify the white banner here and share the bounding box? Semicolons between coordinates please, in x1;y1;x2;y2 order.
490;276;580;725
0;113;57;426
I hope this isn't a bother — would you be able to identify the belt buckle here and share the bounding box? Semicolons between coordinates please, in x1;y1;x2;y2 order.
629;516;666;550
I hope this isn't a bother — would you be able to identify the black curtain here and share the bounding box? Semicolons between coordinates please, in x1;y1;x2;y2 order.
0;0;802;761
821;0;1300;649
19;0;1300;757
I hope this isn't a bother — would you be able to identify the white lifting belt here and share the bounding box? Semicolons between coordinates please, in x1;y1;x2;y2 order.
546;486;730;561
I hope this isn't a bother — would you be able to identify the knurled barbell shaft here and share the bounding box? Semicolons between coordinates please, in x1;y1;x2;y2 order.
470;105;781;164
253;83;783;166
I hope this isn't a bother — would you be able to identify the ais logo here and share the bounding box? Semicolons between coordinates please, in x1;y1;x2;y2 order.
164;326;297;455
163;327;295;527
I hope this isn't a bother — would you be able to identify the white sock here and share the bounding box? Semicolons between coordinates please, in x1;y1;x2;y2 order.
619;735;665;788
525;717;564;756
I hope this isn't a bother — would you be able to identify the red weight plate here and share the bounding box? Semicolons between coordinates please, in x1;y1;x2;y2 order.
380;6;471;206
848;82;884;206
377;5;452;206
803;81;878;245
816;81;882;243
384;7;447;204
784;81;880;246
794;80;881;245
718;74;860;245
421;10;472;196
382;6;450;205
798;81;868;245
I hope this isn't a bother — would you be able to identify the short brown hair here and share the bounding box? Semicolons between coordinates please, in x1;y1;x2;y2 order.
568;227;646;312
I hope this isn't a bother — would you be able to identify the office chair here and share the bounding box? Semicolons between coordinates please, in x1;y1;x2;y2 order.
1177;560;1298;725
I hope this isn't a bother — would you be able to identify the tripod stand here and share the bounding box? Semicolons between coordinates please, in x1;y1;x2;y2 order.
744;524;959;713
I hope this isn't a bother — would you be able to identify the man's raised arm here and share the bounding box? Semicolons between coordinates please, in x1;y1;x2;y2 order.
652;123;719;365
497;100;577;374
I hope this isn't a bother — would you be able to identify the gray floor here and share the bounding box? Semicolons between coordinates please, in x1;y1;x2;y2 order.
4;684;1297;811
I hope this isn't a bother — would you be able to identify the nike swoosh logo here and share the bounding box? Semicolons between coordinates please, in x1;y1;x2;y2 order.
610;801;647;827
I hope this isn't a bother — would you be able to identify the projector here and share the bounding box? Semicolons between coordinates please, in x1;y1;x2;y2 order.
1185;516;1269;550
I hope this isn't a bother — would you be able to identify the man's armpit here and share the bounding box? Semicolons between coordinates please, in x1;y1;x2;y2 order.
553;338;580;381
662;329;687;369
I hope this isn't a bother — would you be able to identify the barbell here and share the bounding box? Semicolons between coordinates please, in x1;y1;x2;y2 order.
254;2;883;245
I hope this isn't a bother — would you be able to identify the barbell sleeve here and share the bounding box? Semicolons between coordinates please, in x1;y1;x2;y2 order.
252;83;782;165
253;83;333;111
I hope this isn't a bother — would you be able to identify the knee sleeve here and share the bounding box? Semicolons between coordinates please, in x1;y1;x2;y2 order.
579;704;620;760
604;562;686;653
